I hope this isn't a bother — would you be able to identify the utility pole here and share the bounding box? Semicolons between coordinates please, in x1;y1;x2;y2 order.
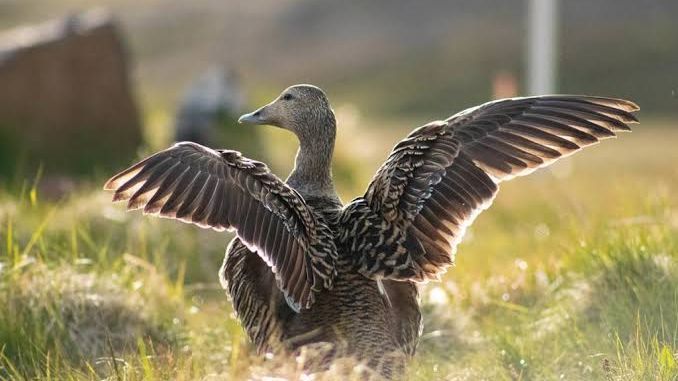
527;0;558;95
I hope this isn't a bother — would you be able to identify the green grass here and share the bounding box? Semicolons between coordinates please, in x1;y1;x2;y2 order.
1;120;677;380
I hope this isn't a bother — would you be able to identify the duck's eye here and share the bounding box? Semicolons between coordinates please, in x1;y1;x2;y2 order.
281;93;294;101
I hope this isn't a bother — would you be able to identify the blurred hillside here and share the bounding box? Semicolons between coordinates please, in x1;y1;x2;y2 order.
1;0;676;119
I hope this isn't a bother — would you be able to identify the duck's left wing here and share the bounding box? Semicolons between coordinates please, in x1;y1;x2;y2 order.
338;96;638;282
105;142;337;310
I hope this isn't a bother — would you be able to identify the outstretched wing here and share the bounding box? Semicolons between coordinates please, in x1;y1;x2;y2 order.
104;142;337;310
338;96;638;281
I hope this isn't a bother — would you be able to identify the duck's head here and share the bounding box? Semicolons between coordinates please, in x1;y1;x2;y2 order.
238;84;335;140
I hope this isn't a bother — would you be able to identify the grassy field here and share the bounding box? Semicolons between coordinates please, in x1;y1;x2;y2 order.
1;119;677;380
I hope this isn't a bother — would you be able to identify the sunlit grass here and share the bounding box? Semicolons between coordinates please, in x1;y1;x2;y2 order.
1;120;677;380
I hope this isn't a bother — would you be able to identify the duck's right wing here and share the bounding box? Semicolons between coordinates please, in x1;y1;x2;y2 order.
338;96;638;282
104;142;337;311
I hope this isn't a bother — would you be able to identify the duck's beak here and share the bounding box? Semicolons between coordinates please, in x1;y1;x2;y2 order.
238;105;269;125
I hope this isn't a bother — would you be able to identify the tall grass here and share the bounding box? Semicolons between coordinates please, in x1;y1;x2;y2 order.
1;122;677;380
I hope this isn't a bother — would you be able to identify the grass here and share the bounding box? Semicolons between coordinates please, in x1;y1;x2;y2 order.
1;119;677;380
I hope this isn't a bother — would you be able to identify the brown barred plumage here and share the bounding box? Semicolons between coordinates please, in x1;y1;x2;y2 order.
104;141;337;311
105;85;637;380
220;239;285;353
339;95;638;283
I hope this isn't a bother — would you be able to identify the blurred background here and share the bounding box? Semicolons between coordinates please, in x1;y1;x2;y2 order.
0;1;677;380
0;0;675;189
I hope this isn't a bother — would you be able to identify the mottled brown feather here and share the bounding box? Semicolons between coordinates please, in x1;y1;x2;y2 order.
339;95;638;281
104;142;337;310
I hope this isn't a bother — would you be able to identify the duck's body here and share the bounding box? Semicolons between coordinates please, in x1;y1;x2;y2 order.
105;84;638;379
220;103;419;376
223;236;415;377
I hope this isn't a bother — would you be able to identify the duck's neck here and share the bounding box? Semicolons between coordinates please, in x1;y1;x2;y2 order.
286;118;337;198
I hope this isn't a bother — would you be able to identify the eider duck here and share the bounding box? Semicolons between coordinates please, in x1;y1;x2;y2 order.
105;84;638;379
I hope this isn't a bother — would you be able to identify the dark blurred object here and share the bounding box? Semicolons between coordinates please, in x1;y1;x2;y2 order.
0;9;142;180
174;67;265;159
174;67;245;146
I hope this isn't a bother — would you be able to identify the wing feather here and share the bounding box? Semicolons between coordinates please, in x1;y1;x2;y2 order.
105;142;337;309
339;95;638;281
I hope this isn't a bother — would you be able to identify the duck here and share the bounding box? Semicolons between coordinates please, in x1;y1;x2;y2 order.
104;84;638;379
